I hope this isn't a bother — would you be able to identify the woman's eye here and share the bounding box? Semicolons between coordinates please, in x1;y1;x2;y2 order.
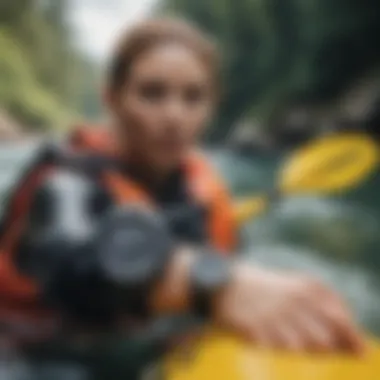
138;82;167;102
183;86;205;105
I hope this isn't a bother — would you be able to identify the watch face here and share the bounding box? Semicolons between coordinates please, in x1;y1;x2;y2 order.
193;253;230;291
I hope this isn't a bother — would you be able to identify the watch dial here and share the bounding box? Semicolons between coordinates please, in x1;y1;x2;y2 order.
194;253;230;290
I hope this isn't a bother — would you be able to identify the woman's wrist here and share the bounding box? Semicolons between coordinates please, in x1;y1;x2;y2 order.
149;246;197;315
149;245;236;320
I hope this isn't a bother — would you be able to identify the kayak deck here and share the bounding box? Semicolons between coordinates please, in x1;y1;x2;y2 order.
164;331;380;380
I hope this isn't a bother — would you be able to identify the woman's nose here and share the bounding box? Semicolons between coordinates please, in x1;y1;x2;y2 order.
163;98;186;125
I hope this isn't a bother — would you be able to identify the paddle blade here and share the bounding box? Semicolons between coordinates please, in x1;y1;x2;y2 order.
279;134;379;196
234;196;268;225
164;331;380;380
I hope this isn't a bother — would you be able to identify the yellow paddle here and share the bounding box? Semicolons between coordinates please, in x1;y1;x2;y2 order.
165;133;380;380
235;133;380;224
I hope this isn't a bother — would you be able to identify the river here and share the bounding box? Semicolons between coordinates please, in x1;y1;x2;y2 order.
1;141;380;336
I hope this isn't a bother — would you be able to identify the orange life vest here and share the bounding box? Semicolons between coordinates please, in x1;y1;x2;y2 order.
0;127;237;339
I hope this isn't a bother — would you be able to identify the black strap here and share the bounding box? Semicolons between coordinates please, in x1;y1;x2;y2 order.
0;143;58;241
0;141;116;244
56;151;118;179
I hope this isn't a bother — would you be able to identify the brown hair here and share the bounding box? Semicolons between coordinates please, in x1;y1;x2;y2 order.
108;18;220;92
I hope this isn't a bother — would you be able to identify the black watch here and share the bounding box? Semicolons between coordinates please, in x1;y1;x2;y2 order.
190;250;232;318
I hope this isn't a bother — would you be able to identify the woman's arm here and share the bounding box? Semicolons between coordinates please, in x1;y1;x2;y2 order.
150;249;365;354
14;169;365;353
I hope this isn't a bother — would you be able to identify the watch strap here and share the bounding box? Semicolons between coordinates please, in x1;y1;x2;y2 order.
190;250;232;318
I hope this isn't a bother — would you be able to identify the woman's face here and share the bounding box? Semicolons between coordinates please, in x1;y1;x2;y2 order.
110;43;214;171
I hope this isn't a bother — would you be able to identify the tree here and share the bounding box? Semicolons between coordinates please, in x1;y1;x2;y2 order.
162;0;380;141
0;0;101;130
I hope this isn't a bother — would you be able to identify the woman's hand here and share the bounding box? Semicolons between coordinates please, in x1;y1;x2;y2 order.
213;264;366;354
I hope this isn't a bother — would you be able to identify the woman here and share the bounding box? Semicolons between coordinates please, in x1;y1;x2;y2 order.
0;18;364;379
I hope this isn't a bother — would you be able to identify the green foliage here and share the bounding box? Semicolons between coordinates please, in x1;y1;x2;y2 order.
0;0;100;131
163;0;380;139
0;30;72;130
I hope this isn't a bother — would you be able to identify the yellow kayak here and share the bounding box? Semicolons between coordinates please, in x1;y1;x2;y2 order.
164;133;380;380
164;329;380;379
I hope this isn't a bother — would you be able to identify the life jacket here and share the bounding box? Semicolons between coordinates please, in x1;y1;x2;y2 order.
0;127;237;342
